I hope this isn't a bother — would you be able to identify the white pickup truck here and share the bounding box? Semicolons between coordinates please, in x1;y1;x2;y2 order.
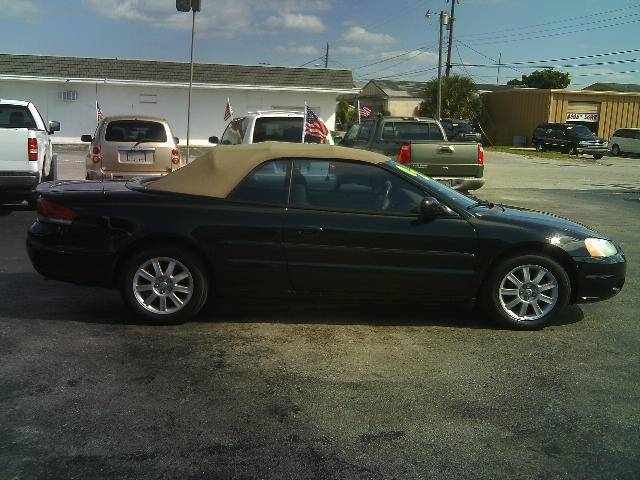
0;99;60;204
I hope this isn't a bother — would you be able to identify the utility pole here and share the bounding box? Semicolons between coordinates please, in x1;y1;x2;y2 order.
445;0;457;77
496;52;502;85
324;42;329;68
437;11;449;120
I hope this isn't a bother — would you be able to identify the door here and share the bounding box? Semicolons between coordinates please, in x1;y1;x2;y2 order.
200;159;291;296
283;159;478;301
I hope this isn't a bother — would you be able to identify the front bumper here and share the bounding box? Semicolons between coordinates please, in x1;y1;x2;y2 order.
572;253;626;303
0;172;38;196
576;146;608;155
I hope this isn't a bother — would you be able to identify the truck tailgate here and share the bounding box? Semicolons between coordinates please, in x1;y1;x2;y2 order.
0;128;29;171
409;142;482;178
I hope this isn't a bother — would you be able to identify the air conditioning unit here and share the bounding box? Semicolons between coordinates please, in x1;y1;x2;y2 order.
59;90;78;101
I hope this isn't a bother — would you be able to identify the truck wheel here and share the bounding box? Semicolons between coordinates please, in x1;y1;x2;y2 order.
535;143;545;152
481;254;570;330
611;144;621;156
568;145;578;156
593;154;604;160
120;245;208;324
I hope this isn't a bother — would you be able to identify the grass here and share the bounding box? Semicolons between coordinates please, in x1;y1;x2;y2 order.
486;146;602;162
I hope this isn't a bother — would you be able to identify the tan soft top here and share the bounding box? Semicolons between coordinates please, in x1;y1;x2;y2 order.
147;141;390;198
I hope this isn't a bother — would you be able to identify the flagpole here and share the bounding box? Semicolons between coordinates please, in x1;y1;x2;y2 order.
357;99;361;124
301;102;307;143
95;83;99;123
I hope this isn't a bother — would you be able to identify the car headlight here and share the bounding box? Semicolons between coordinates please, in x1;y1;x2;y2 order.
585;238;617;258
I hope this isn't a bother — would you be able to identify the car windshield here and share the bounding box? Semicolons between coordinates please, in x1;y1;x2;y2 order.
105;120;167;142
253;117;303;143
385;160;477;208
565;125;595;140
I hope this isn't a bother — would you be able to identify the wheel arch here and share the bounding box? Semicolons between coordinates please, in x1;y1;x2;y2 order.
111;234;216;290
477;242;578;302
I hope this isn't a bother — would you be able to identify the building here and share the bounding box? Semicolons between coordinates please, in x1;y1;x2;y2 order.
583;83;640;93
358;80;427;116
482;88;640;145
0;53;356;145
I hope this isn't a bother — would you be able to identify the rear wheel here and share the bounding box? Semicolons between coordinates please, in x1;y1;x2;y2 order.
593;154;604;160
611;144;621;156
120;245;208;323
535;142;545;152
482;254;570;330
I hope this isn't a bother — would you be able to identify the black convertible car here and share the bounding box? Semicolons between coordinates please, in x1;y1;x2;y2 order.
27;143;625;330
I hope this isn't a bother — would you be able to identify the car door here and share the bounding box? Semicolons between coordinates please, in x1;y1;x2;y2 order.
631;130;640;153
282;159;478;301
199;159;292;296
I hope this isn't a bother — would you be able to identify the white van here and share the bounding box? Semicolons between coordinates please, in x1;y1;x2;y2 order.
610;128;640;155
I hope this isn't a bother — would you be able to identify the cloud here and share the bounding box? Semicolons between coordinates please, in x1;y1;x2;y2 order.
341;26;396;45
335;46;364;55
276;44;321;55
0;0;39;19
265;13;325;32
84;0;330;37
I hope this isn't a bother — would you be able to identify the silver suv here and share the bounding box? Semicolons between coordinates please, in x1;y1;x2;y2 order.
82;116;182;180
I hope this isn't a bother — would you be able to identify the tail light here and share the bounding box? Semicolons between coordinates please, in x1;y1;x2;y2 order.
398;143;412;165
171;148;180;165
37;197;77;224
477;143;485;166
28;137;38;161
92;144;101;164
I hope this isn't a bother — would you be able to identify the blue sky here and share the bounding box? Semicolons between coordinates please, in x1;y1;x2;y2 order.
1;0;639;88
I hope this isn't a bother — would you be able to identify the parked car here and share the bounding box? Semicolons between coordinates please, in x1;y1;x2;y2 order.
28;142;625;330
82;116;182;181
610;128;640;156
209;110;334;145
0;99;59;204
340;116;484;191
440;118;482;143
532;123;609;159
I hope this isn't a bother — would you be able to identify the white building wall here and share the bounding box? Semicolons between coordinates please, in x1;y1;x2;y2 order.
0;79;339;145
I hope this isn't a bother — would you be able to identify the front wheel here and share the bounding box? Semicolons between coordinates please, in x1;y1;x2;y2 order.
593;154;604;160
120;245;209;323
611;144;621;156
567;145;578;156
482;254;570;330
535;142;545;152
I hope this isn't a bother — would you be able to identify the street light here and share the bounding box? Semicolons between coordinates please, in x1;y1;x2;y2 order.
176;0;201;162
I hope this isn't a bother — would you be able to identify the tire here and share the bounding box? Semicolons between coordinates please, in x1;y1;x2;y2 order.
481;254;571;330
567;145;578;156
535;142;545;152
120;244;209;324
611;144;621;156
593;154;604;160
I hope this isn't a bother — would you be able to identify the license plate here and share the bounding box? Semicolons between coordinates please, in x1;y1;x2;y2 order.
123;151;152;164
437;179;454;187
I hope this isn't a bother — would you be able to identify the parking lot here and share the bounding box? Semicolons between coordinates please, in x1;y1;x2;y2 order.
1;149;639;479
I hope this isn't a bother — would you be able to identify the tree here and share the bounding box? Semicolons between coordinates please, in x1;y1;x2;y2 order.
507;69;571;89
418;74;482;120
335;100;357;129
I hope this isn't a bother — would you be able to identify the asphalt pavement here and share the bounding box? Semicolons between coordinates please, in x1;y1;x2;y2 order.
0;148;638;479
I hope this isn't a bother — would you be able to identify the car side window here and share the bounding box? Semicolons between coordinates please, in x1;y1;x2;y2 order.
290;159;424;215
227;160;290;205
355;120;374;144
221;118;246;145
428;123;445;140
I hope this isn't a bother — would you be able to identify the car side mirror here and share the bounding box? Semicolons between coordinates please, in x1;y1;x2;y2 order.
173;136;180;144
208;136;219;144
80;134;93;142
48;120;60;134
420;197;445;217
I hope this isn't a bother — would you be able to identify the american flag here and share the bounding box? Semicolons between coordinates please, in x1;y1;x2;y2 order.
304;106;329;143
223;98;233;121
359;104;373;118
96;101;104;122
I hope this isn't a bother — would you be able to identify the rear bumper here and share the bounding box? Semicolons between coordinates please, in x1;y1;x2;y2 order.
0;172;38;196
87;169;169;181
437;177;485;191
27;221;116;287
572;254;626;303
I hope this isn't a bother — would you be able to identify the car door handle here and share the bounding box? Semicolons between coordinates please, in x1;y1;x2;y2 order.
297;226;323;235
439;146;455;153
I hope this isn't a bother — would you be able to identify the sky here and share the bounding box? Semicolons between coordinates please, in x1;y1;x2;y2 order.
1;0;639;88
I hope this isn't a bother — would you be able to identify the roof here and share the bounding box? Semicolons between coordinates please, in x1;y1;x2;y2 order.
102;115;168;123
148;142;389;199
362;80;427;98
582;82;640;93
0;53;355;92
476;84;524;93
0;99;30;106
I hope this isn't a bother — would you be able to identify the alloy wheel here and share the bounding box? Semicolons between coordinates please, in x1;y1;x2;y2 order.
132;257;194;315
498;264;559;321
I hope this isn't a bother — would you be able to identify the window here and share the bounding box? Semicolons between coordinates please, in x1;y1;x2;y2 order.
253;117;303;143
105;120;167;142
342;124;359;145
356;120;375;142
227;160;290;205
381;122;444;141
0;105;37;129
59;90;78;101
290;160;425;215
221;118;249;145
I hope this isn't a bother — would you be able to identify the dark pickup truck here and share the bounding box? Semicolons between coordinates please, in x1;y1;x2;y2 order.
341;116;484;191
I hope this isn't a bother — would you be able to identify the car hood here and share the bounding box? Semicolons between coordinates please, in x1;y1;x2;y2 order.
474;204;606;240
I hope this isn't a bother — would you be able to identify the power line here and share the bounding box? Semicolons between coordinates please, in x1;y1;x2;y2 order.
362;48;435;77
575;69;640;78
376;65;438;79
354;45;433;70
497;48;640;67
457;40;526;75
297;56;325;67
452;57;640;69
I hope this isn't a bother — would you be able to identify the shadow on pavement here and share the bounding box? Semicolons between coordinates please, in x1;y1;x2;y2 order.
0;272;584;330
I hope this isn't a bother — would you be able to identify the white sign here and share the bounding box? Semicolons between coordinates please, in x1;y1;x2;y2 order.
566;112;599;122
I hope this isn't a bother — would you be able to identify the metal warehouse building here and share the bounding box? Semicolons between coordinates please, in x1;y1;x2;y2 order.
482;87;640;146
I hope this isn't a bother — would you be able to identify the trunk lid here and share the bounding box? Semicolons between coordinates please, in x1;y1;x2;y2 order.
0;128;30;171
